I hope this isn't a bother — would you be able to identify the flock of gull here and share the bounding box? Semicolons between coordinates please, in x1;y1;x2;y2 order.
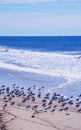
0;84;81;118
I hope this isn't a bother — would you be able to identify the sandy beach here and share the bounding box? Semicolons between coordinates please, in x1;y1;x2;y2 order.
0;105;81;130
0;81;81;130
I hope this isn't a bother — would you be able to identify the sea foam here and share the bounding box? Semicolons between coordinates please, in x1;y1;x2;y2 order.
0;46;81;81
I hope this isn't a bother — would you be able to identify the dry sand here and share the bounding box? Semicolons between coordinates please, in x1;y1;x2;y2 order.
0;93;81;130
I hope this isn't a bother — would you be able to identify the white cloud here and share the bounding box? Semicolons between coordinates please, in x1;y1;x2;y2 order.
0;0;81;4
0;0;56;4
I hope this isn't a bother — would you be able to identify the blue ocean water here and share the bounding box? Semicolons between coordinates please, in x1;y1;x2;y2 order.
0;36;81;53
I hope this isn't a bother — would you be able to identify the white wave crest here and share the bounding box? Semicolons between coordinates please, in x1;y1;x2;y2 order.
0;46;81;81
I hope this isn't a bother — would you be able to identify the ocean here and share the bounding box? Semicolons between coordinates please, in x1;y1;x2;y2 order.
0;36;81;53
0;36;81;97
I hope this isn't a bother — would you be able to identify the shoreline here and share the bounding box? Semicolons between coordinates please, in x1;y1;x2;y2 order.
0;67;67;96
0;67;81;97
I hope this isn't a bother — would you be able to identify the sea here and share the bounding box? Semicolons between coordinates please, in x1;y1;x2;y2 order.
0;36;81;97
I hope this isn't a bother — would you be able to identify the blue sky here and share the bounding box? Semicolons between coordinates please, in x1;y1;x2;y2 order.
0;0;81;36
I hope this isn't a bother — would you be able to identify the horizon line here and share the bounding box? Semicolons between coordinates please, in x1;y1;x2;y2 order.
0;35;81;37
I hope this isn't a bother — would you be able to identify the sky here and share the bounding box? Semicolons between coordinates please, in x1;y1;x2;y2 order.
0;0;81;36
